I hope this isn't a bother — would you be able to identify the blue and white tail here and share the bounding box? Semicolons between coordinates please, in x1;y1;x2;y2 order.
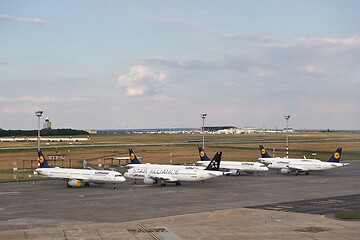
205;152;222;171
259;145;272;158
37;150;51;168
327;148;342;163
198;147;211;161
129;148;142;164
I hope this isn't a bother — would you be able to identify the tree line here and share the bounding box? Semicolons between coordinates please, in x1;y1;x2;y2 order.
0;128;89;137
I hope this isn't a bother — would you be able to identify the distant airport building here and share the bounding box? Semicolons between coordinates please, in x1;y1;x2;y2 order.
203;126;237;132
48;154;65;161
283;127;294;133
43;117;52;129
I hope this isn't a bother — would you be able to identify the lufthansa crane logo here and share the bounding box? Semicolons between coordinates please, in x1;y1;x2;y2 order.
261;149;266;155
334;152;341;159
39;156;44;163
130;153;135;160
200;151;205;157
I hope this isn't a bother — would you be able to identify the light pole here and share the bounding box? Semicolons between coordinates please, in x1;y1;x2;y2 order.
201;113;207;149
35;111;43;151
284;115;290;158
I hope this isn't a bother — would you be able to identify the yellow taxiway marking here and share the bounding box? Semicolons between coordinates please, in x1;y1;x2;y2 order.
138;223;160;240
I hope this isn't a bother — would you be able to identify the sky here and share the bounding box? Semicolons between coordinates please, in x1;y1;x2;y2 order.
1;0;359;130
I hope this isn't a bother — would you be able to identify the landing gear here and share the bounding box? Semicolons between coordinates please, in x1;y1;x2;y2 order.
161;183;166;187
112;183;116;190
84;182;90;187
175;181;181;186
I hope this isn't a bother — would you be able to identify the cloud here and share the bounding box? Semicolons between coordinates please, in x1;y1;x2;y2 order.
117;65;168;97
154;17;274;43
150;94;174;102
141;55;252;72
297;65;324;75
67;97;94;103
0;61;10;65
0;14;47;25
0;96;56;103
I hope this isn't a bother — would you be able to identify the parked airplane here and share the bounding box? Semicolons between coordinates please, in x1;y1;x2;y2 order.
127;148;204;170
258;145;321;164
124;148;223;187
258;145;348;174
197;147;268;176
34;150;126;189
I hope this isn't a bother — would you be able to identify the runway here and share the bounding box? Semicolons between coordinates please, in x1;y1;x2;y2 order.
0;161;359;239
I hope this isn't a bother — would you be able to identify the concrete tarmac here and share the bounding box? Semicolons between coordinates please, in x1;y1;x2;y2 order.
0;161;359;239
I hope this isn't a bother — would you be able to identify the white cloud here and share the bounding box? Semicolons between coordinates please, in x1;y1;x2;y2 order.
150;94;174;102
117;65;168;97
67;97;94;103
297;65;324;75
0;96;56;103
2;106;35;114
0;14;47;25
153;17;274;43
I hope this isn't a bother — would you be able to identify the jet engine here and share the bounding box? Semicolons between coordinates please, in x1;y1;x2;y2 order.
228;169;240;176
280;168;291;174
67;179;82;187
143;177;157;185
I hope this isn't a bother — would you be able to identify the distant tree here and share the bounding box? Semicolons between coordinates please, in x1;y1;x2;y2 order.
0;129;88;137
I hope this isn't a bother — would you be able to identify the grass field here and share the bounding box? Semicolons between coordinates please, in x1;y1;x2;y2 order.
1;132;359;182
335;212;360;220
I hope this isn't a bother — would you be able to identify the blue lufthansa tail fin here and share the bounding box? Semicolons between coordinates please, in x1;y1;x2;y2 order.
327;148;342;163
259;145;272;158
198;147;211;161
205;152;222;171
129;148;142;164
37;150;51;168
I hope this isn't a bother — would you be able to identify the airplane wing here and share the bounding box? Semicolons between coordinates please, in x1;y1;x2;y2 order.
146;174;178;183
287;164;309;172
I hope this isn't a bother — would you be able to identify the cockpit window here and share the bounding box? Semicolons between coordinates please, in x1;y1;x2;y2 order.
115;174;123;177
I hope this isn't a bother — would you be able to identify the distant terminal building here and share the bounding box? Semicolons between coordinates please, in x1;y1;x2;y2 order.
43;117;52;129
85;130;98;134
283;127;294;133
203;126;237;132
48;154;65;161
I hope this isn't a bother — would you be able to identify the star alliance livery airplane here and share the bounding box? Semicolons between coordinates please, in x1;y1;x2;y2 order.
197;147;268;176
34;151;126;189
124;148;223;187
258;145;349;175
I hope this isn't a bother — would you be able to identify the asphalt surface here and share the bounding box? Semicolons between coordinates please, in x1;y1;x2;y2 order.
0;160;359;239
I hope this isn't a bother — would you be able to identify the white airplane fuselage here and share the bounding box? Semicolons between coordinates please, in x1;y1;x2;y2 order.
197;161;268;174
258;157;322;165
124;165;222;183
268;160;347;171
34;167;126;184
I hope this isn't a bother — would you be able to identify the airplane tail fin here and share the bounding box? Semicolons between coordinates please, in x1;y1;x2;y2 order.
327;148;342;163
37;150;51;168
259;145;272;158
198;147;211;161
205;152;222;171
129;148;142;164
